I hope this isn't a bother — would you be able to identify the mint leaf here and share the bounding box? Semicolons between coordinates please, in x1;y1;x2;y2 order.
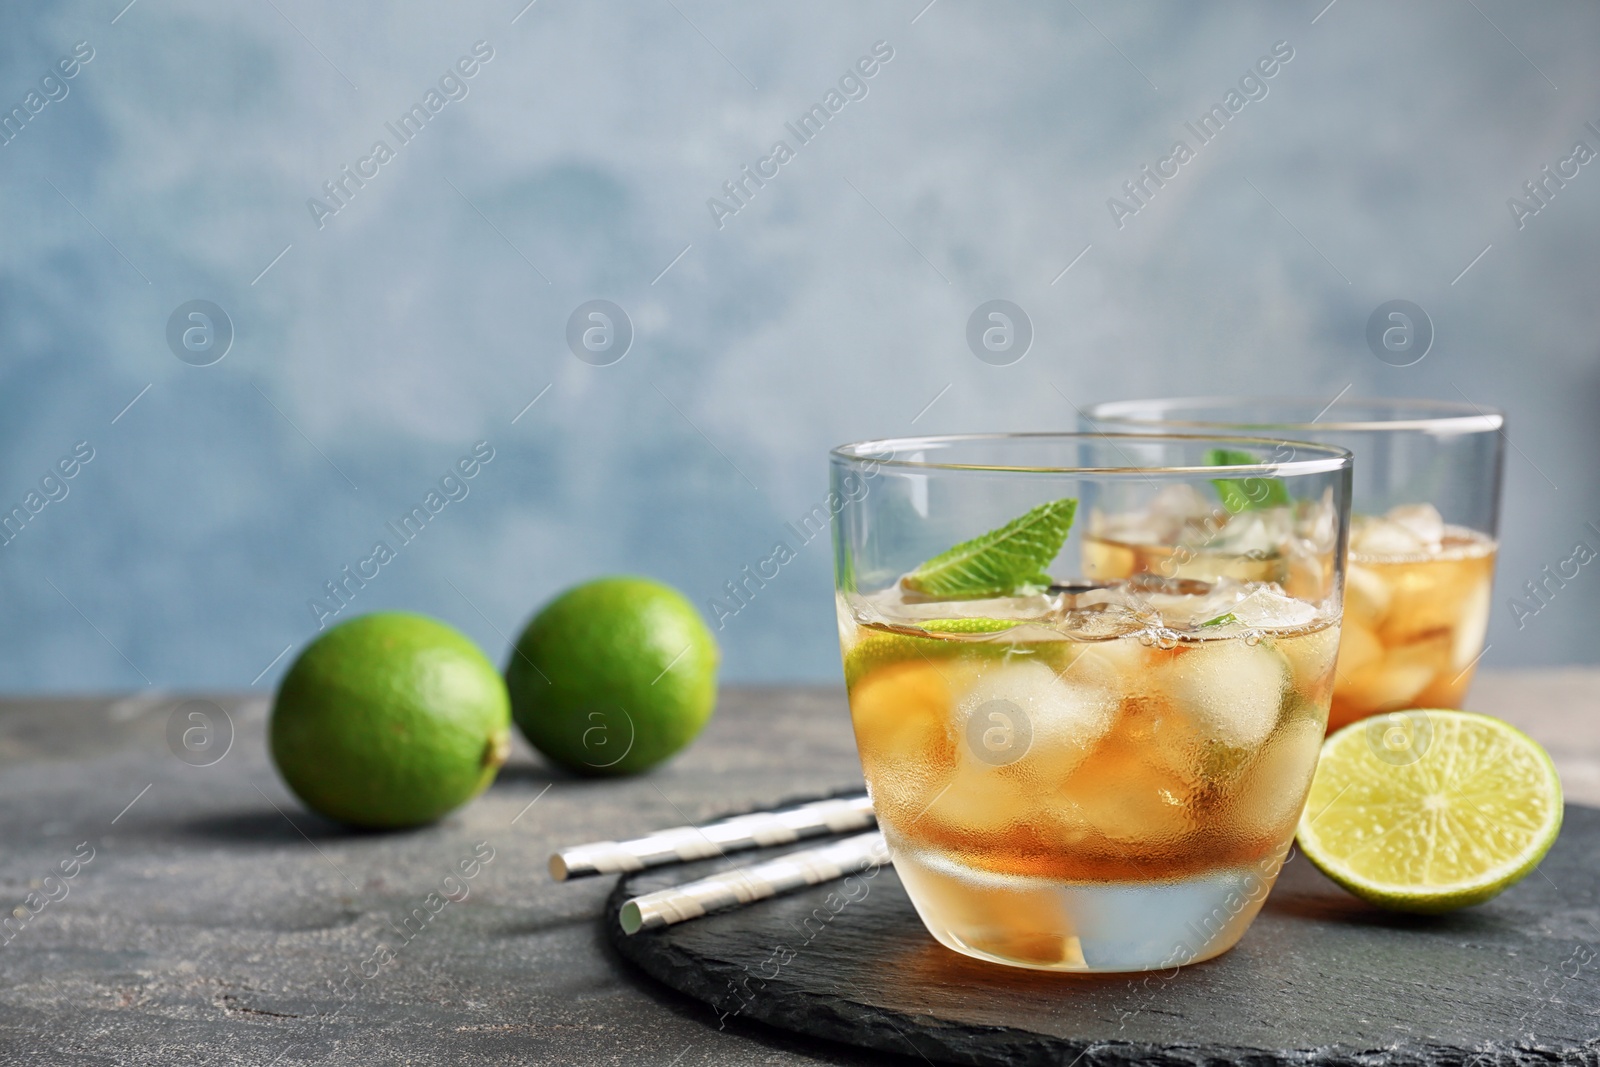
901;498;1077;599
1207;448;1290;512
1200;612;1237;628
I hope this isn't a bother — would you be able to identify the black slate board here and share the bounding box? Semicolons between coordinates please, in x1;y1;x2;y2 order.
608;803;1600;1066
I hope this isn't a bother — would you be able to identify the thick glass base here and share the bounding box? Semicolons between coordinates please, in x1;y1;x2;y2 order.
889;836;1284;973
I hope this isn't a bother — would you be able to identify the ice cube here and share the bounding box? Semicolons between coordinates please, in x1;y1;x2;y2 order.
1160;639;1288;750
1376;555;1489;649
1227;716;1323;841
1350;505;1446;558
1228;587;1319;630
1279;623;1341;696
1073;580;1163;613
850;660;960;761
923;757;1038;835
909;659;1117;838
1051;690;1198;846
1113;686;1212;787
1451;576;1492;672
1387;503;1445;549
1056;603;1149;641
1058;636;1152;691
1108;575;1238;631
848;659;964;826
1099;484;1217;544
1350;516;1427;557
1343;563;1392;627
1147;483;1217;534
1082;537;1138;580
955;660;1117;784
1283;538;1334;602
1150;482;1216;521
1214;512;1284;557
1022;685;1120;784
1335;632;1450;716
1061;764;1193;845
1334;620;1384;678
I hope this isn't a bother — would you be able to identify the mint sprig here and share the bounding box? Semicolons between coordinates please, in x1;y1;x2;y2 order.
901;498;1077;599
1206;448;1290;512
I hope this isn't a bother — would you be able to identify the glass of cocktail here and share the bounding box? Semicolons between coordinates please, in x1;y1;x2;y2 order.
1084;398;1503;732
831;433;1351;972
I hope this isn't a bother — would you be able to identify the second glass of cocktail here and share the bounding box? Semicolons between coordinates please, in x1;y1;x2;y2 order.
1085;398;1503;731
831;434;1351;972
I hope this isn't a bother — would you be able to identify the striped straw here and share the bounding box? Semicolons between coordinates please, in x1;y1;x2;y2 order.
549;793;875;882
619;830;888;934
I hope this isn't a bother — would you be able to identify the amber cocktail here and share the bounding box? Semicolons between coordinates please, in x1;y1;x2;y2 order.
1087;398;1504;731
831;434;1351;972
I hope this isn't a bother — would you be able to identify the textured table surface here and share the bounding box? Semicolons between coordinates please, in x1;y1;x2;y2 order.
0;672;1595;1066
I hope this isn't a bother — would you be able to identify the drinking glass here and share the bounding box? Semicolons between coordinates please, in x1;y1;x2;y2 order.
831;433;1351;972
1085;398;1503;731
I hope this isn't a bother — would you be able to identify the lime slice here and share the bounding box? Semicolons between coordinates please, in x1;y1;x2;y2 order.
921;618;1023;635
843;618;1027;689
1296;710;1563;913
901;498;1076;599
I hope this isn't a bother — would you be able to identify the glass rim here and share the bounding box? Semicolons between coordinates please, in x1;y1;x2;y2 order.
830;432;1352;476
1085;395;1503;434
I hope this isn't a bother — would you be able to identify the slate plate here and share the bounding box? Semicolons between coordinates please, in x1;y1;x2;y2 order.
608;803;1600;1066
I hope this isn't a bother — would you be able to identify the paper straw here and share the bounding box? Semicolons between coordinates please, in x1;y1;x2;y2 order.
619;831;888;934
549;793;874;882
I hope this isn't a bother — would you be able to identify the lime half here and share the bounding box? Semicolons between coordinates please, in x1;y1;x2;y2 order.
1296;709;1563;913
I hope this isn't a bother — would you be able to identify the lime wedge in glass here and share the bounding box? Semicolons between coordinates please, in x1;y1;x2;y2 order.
843;618;1024;689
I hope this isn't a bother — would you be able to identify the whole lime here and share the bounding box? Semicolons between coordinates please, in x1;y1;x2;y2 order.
269;612;511;829
506;576;718;776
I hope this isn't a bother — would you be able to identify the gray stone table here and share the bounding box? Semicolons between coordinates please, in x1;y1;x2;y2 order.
1;672;1595;1065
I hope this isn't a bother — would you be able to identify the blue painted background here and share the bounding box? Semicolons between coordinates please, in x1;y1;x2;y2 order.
0;1;1596;692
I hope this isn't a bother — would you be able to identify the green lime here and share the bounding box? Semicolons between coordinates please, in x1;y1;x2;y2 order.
269;612;512;829
1296;710;1563;913
922;618;1024;635
841;619;1024;689
506;576;718;776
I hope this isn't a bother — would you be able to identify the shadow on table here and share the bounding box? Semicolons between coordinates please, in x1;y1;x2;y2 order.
177;806;380;843
1260;847;1520;935
1260;886;1514;936
172;760;582;844
491;757;580;786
